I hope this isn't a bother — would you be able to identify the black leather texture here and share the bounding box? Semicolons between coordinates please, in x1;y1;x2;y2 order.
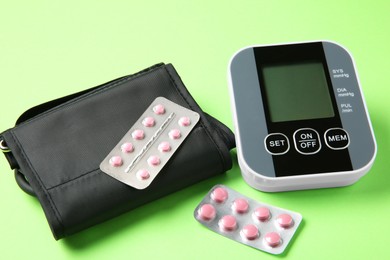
0;63;235;239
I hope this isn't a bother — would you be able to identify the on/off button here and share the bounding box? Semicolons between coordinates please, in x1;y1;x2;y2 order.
264;133;290;155
293;128;321;155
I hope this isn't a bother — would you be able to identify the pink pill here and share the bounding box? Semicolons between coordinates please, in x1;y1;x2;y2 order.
142;117;155;127
158;141;171;152
211;187;228;203
198;204;216;221
121;142;134;153
254;207;270;222
264;232;281;247
109;156;122;167
169;129;181;139
147;155;160;166
276;214;293;228
219;215;237;231
178;116;191;126
241;224;259;240
136;169;150;180
232;198;249;214
132;129;145;140
153;104;165;115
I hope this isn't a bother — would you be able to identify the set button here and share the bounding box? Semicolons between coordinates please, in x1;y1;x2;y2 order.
264;133;290;155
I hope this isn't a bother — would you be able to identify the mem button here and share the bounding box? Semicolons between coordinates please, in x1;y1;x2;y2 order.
324;128;350;150
293;128;321;155
264;133;290;155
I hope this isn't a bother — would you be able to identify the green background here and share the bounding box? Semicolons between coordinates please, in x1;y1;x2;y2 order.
1;1;389;259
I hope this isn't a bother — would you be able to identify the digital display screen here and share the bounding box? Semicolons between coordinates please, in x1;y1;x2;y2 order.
262;62;335;122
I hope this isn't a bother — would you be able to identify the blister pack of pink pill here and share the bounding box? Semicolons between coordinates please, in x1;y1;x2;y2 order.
194;185;302;255
100;97;200;189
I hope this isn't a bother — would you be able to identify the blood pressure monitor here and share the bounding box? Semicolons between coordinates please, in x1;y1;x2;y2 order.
228;41;376;192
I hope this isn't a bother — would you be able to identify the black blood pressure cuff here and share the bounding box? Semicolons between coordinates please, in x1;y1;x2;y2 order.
0;63;235;239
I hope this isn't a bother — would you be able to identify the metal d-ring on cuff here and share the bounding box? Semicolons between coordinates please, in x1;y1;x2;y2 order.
0;139;10;153
0;139;35;196
15;170;36;196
